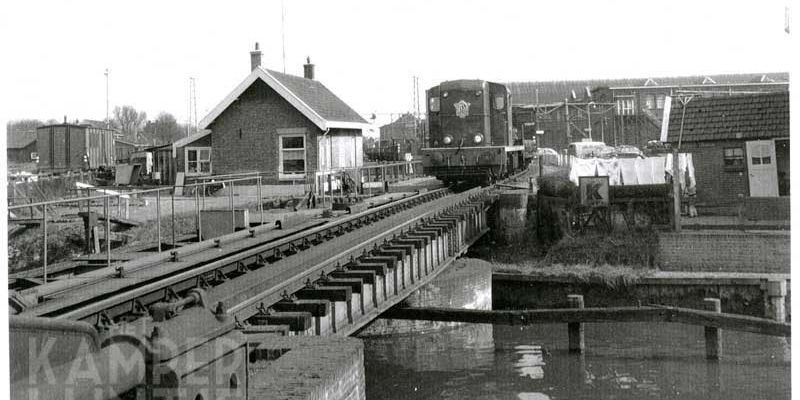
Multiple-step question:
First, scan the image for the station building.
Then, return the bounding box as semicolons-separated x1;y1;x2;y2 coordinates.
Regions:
665;91;789;216
197;43;370;186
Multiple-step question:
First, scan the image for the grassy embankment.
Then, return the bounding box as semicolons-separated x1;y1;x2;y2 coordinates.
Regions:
8;196;281;273
487;169;659;288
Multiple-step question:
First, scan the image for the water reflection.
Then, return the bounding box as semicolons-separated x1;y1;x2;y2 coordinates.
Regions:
364;322;790;400
513;345;545;379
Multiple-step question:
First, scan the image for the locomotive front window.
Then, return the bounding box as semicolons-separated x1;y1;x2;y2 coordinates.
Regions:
495;96;505;110
429;97;440;112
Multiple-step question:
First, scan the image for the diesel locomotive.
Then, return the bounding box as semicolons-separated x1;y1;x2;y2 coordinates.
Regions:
421;79;526;184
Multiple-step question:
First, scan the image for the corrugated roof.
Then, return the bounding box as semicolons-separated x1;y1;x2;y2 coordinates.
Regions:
266;69;367;124
506;72;789;105
665;92;789;143
7;131;36;149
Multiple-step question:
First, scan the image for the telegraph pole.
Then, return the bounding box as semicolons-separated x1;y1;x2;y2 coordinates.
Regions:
105;68;109;128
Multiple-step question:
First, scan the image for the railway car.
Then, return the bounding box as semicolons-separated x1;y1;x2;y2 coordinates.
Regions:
36;122;116;173
422;79;525;184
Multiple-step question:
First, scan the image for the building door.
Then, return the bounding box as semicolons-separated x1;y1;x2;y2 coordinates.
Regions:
746;140;779;197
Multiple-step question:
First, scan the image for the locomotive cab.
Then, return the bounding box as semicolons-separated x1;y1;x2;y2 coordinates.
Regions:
422;79;524;184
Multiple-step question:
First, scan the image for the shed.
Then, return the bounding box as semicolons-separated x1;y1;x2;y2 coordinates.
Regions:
7;131;38;164
199;44;370;186
36;123;115;172
150;131;212;185
114;139;146;163
665;92;789;210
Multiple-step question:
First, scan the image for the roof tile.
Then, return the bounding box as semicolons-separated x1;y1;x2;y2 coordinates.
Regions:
666;92;789;143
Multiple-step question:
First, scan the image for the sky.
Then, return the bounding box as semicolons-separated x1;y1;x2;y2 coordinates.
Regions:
1;0;793;132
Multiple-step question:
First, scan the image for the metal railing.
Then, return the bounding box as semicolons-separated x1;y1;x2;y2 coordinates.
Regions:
8;175;269;284
8;160;427;285
316;160;424;202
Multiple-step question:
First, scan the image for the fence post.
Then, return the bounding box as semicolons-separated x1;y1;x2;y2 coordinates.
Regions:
105;195;111;268
258;176;264;226
42;207;48;284
195;185;201;242
672;149;681;232
230;181;235;233
156;189;162;252
567;294;585;353
704;298;722;360
171;188;176;248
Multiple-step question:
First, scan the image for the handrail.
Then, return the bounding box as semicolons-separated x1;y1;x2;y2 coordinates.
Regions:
7;175;261;211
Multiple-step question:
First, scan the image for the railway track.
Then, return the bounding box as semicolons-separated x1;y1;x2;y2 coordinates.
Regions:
13;185;494;327
11;181;503;399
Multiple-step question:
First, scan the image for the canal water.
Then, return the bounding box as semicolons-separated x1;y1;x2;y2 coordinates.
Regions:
361;322;790;399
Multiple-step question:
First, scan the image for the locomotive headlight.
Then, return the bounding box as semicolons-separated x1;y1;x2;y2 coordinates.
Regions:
442;135;453;145
473;134;484;144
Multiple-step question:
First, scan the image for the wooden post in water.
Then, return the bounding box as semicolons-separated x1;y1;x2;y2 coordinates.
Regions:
704;298;722;360
567;294;585;353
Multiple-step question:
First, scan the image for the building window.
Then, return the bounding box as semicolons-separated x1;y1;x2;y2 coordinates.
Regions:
616;98;635;115
644;95;655;110
656;94;666;109
186;147;211;175
749;143;772;165
723;147;744;169
279;134;306;180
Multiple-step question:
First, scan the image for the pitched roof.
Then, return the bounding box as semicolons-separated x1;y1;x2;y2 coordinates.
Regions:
171;130;211;157
200;67;369;131
506;72;789;105
665;92;789;143
7;131;36;149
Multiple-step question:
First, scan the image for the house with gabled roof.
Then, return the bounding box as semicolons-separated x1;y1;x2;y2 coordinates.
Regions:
665;92;789;216
199;43;370;185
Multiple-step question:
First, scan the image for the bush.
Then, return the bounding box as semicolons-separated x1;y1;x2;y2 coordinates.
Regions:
537;174;576;198
8;223;86;273
542;228;659;268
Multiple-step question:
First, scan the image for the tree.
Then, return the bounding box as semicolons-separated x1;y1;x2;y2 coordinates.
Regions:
113;105;147;141
143;112;185;145
6;119;45;135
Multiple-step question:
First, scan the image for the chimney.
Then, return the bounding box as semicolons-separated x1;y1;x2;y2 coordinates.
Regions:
303;56;315;80
250;42;262;71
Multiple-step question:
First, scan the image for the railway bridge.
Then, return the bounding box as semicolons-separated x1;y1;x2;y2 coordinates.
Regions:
10;185;497;399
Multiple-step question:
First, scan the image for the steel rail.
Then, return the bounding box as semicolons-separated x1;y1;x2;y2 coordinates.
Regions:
221;188;485;321
30;189;454;321
22;189;441;302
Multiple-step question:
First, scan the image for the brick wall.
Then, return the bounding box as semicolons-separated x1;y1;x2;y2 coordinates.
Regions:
744;196;791;220
209;79;321;184
658;231;790;273
680;140;749;207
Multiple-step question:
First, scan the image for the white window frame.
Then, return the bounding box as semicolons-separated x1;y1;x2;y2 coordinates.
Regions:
185;146;212;176
278;131;307;180
656;94;666;110
616;98;635;115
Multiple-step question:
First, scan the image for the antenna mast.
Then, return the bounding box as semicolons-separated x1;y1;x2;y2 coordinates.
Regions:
281;0;287;73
